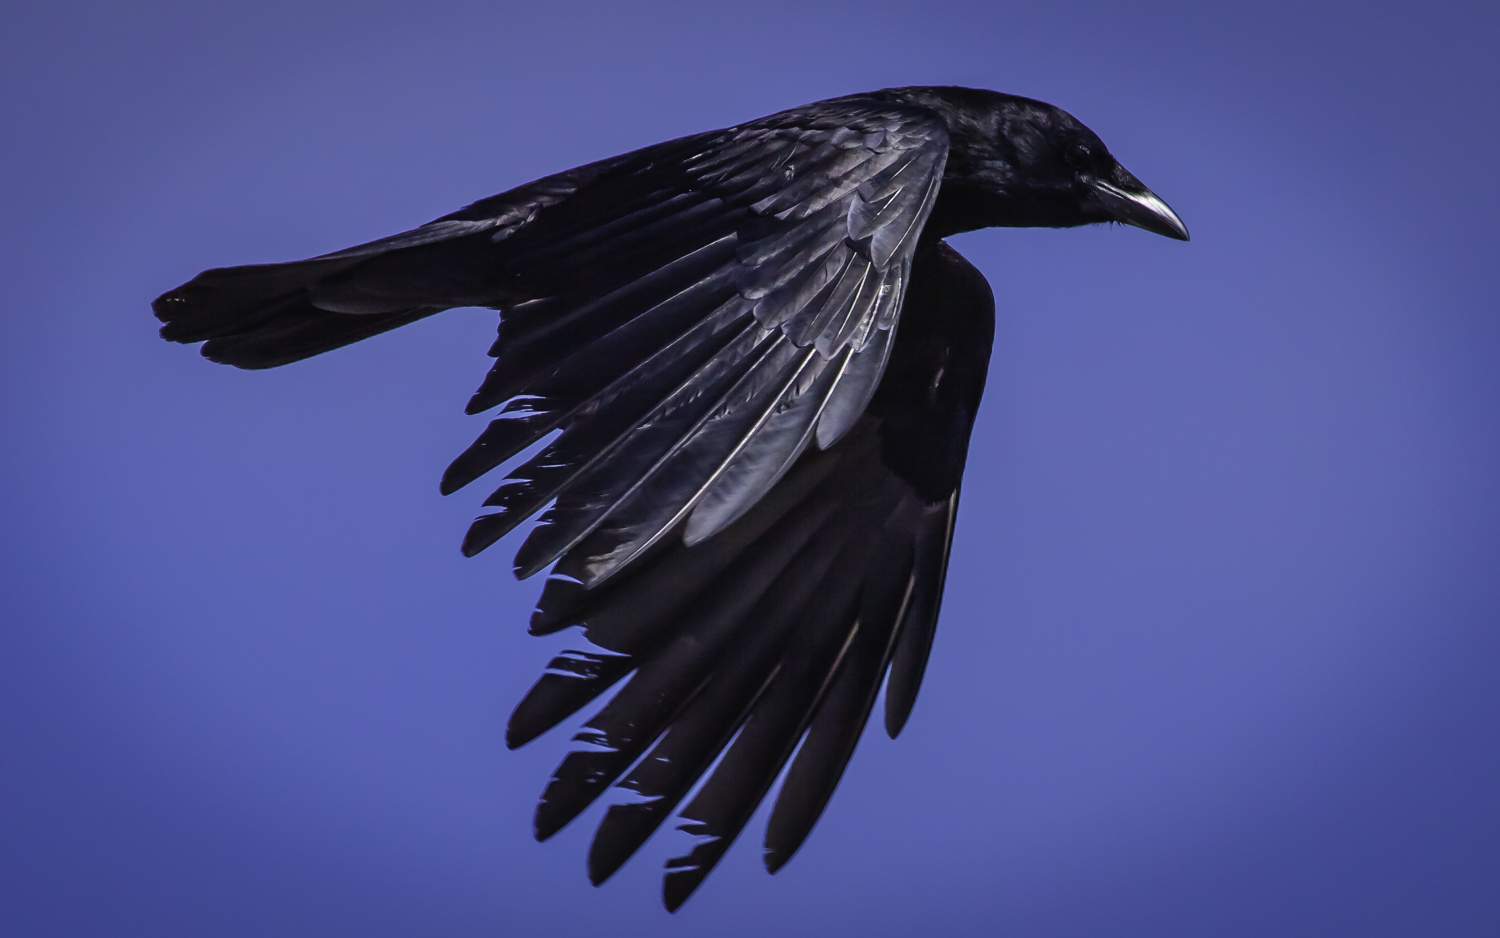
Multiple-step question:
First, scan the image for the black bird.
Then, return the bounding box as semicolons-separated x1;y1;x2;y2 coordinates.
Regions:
154;86;1188;910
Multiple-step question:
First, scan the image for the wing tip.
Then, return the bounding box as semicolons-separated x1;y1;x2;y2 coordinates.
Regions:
662;867;704;913
587;829;631;887
534;795;578;843
763;847;793;875
503;722;532;751
883;701;914;739
461;511;520;558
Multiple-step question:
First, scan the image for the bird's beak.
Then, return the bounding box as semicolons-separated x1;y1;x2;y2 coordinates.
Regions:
1089;174;1190;241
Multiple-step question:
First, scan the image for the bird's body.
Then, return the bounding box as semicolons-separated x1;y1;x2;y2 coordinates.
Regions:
154;86;1186;910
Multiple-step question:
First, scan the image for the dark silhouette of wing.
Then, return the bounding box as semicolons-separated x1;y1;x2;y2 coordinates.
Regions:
507;242;994;910
156;96;950;591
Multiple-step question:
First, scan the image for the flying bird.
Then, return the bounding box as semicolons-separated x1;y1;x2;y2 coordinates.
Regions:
154;86;1188;911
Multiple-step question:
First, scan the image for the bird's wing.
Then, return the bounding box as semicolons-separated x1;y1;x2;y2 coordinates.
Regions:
433;97;951;586
507;241;995;910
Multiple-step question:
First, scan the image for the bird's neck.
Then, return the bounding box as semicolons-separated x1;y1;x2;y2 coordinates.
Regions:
927;180;1088;237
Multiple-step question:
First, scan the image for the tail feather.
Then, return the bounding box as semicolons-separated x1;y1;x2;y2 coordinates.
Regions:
154;259;444;370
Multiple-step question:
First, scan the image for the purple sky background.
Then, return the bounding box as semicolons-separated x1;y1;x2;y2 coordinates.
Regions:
3;1;1498;934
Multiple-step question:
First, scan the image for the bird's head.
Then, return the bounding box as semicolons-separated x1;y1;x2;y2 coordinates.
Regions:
891;87;1189;242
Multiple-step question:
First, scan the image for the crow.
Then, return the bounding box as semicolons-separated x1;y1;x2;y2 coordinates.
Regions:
154;86;1188;910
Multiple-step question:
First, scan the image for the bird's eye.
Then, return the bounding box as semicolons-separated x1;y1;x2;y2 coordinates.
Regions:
1064;142;1092;170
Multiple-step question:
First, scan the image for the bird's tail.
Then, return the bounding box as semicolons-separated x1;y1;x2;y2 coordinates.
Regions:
153;256;446;370
152;133;704;370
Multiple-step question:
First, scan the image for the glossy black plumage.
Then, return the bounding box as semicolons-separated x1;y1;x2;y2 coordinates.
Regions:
153;86;1187;910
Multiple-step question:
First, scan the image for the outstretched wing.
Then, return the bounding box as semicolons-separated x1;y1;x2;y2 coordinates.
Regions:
437;96;950;586
509;242;995;910
157;95;949;587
